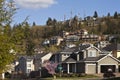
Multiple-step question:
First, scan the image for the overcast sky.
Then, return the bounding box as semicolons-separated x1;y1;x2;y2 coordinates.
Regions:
13;0;120;25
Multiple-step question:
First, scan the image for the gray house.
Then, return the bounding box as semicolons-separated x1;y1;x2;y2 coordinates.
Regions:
15;56;35;76
54;43;120;74
15;53;53;76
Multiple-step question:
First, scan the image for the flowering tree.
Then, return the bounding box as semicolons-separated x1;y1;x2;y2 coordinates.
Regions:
44;60;58;78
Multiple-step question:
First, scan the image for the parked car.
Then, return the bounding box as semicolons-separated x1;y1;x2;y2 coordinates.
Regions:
103;69;116;78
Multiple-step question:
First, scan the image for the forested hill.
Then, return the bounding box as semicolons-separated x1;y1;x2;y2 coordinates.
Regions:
8;11;120;55
31;11;120;40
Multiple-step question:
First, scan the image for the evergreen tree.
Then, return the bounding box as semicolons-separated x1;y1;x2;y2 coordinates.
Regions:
32;22;36;26
114;11;118;19
46;17;53;26
107;12;110;18
93;11;98;18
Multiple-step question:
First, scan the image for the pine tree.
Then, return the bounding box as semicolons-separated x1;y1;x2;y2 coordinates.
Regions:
93;11;98;18
114;11;118;19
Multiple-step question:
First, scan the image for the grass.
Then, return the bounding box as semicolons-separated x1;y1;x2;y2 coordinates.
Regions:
39;74;100;80
104;77;120;80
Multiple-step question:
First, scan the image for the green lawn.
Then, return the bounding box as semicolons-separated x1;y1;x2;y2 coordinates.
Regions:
39;74;100;80
6;74;120;80
104;77;120;80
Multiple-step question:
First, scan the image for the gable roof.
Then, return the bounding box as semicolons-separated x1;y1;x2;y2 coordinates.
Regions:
60;47;77;54
79;44;91;51
62;57;76;63
19;55;34;61
86;46;101;52
97;54;120;63
102;43;120;51
35;53;49;59
79;55;105;62
78;54;120;63
74;44;101;53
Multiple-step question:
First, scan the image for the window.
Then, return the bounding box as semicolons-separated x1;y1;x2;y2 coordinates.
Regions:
27;64;31;67
27;69;31;73
64;54;70;56
64;54;66;56
67;54;70;56
88;50;96;57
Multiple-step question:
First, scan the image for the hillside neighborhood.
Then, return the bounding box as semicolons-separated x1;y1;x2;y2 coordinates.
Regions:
2;28;120;79
1;0;120;80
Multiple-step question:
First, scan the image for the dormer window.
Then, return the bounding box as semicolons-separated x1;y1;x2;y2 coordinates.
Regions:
64;54;70;56
88;50;96;57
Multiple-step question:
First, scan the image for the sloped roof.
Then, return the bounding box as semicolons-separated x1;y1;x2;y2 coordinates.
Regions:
19;55;34;62
80;54;120;63
35;53;48;59
74;44;90;52
62;57;76;63
60;47;77;54
76;43;100;52
97;54;120;62
80;55;105;62
79;44;91;51
102;43;120;51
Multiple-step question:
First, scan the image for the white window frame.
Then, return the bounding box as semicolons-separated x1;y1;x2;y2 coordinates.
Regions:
88;50;96;57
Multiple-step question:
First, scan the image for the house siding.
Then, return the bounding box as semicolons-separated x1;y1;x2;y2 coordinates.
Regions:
87;47;99;57
98;56;118;64
117;51;120;58
61;54;70;61
98;56;119;73
18;58;26;74
41;53;52;63
83;51;87;59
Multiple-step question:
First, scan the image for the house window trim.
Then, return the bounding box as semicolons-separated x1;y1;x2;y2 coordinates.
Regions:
88;50;96;57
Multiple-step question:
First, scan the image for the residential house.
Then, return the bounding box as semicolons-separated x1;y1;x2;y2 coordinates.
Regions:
53;43;120;74
102;43;120;58
15;53;53;76
61;29;101;42
15;56;35;76
42;39;50;46
95;41;110;49
81;34;100;42
76;29;88;36
34;52;53;71
65;35;80;42
61;31;69;38
50;36;63;46
6;61;19;73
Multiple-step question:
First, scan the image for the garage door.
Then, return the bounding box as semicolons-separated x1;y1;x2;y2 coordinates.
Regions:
87;65;96;74
101;65;116;73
